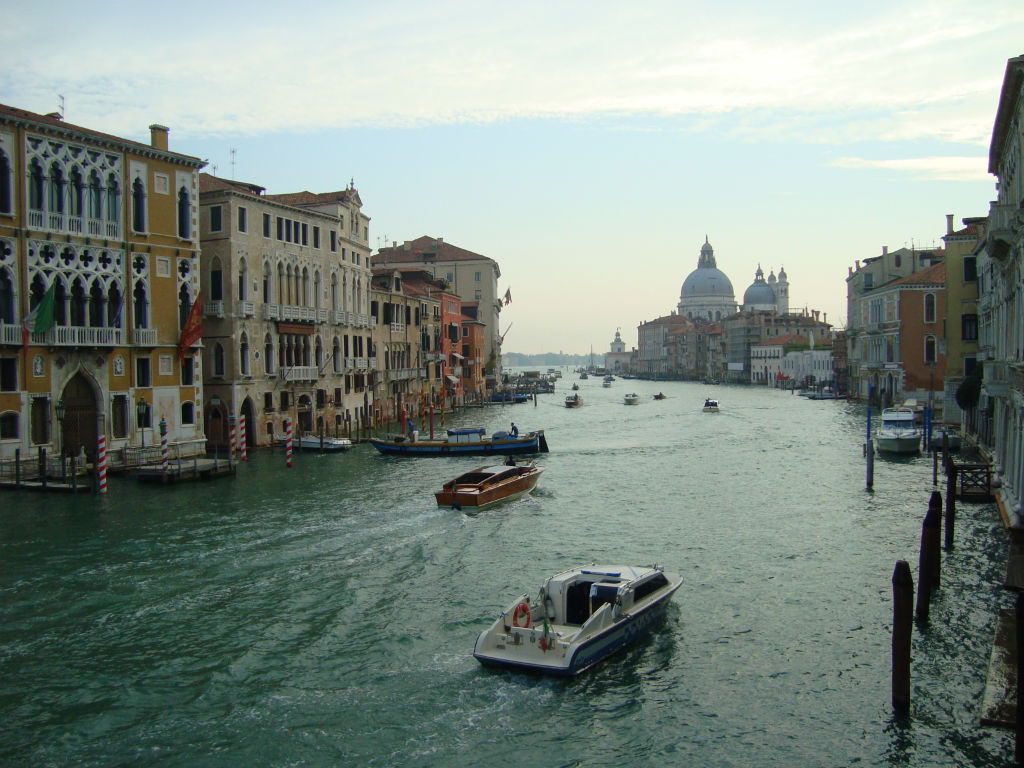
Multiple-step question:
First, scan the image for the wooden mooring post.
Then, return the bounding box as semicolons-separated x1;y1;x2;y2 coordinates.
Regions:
1017;593;1024;764
892;560;913;712
915;502;941;623
865;408;874;491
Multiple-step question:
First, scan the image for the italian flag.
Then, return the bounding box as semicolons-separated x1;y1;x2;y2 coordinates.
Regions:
22;281;56;352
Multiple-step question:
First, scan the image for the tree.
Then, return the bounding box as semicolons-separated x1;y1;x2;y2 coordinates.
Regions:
955;364;982;411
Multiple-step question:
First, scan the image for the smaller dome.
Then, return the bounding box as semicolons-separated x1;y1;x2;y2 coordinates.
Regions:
743;265;776;307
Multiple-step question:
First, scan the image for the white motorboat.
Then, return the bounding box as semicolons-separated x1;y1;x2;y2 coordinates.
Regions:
929;425;962;451
874;407;922;454
473;564;681;676
297;435;352;452
624;393;640;405
702;398;720;413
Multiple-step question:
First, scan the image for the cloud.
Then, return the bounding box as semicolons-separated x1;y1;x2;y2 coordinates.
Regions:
830;155;990;181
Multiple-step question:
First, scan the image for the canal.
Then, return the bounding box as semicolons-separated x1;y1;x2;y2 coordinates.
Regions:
0;376;1014;766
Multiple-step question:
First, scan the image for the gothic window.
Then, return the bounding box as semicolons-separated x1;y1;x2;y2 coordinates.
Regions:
178;284;193;330
238;258;248;301
88;171;102;219
177;186;190;238
70;278;87;327
0;150;10;213
239;332;250;375
0;268;14;323
28;160;44;211
213;343;225;376
48;163;65;214
263;262;272;303
313;271;321;309
69;168;84;217
107;284;123;327
210;257;223;301
131;177;146;232
924;335;937;364
331;274;338;311
133;280;149;328
89;280;104;327
333;337;341;373
106;174;120;222
264;334;275;374
315;336;323;368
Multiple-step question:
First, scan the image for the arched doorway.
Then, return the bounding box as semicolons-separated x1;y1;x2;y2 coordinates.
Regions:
60;372;98;461
240;398;256;448
297;394;313;434
205;403;227;450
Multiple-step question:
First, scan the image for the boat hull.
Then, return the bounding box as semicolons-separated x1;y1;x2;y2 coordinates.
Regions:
369;431;547;456
875;435;921;454
297;437;351;452
435;467;544;509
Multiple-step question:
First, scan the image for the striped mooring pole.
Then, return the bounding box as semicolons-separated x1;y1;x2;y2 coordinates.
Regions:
239;414;247;461
160;417;169;474
228;416;236;460
285;417;293;468
96;433;107;495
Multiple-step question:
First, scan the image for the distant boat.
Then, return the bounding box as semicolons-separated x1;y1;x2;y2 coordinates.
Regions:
297;435;352;452
489;393;530;404
435;461;545;510
565;393;582;408
624;393;640;405
653;393;666;400
702;398;720;413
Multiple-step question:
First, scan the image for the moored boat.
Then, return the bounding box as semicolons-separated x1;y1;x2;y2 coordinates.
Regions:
473;564;682;676
874;407;922;454
565;393;582;408
435;461;545;510
929;425;962;451
368;428;548;456
489;393;530;404
297;434;352;452
624;393;640;405
702;398;720;413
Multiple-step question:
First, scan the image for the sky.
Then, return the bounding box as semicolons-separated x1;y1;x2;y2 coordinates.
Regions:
3;1;1022;354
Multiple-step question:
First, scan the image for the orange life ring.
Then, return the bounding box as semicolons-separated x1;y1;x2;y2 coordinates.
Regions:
512;601;531;628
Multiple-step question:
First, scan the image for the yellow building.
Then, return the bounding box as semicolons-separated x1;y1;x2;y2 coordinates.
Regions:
0;104;205;465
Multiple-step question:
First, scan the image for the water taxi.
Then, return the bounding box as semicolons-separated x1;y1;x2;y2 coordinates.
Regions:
874;407;922;454
435;461;545;510
702;398;720;413
565;393;582;408
473;564;681;676
624;393;640;405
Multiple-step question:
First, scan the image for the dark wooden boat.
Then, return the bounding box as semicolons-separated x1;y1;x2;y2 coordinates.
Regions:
435;462;545;510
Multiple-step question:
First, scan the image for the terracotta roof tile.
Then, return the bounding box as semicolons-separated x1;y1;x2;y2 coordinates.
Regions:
374;236;495;265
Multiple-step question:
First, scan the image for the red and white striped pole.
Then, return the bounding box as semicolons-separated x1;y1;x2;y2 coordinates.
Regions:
285;417;293;468
239;414;247;461
96;434;107;495
159;417;169;474
228;415;236;460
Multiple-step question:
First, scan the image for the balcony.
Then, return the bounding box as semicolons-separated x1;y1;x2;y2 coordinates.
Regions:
239;301;255;317
986;202;1024;261
132;328;158;346
263;303;280;320
278;305;318;323
355;357;369;370
1;323;22;345
331;311;347;325
204;301;225;318
279;366;319;382
390;321;406;334
27;208;122;240
23;324;125;347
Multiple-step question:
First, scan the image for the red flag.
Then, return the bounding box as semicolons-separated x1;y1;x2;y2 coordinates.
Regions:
178;293;202;365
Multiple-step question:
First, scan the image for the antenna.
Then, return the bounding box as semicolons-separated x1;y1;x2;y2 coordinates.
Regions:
230;148;236;179
58;95;65;118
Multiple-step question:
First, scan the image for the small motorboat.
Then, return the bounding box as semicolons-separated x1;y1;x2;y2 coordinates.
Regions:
875;407;922;454
624;393;640;405
297;434;352;452
571;383;579;391
473;564;682;676
435;461;545;510
653;392;666;400
929;425;962;451
368;428;548;456
702;398;720;413
565;393;582;407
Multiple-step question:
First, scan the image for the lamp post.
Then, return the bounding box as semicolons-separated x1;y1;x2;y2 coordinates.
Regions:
55;398;65;457
137;396;148;449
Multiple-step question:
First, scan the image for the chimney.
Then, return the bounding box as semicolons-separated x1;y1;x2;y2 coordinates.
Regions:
855;260;860;270
149;124;169;151
882;246;888;255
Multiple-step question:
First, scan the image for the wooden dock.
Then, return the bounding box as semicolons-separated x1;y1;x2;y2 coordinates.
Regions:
0;476;93;492
136;458;236;484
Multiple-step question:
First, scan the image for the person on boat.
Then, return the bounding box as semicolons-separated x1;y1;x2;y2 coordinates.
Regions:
510;422;519;437
407;419;415;441
504;456;516;466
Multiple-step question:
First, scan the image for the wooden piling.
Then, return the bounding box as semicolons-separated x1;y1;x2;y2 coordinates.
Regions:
1017;593;1024;763
944;458;957;550
916;503;941;622
892;560;913;712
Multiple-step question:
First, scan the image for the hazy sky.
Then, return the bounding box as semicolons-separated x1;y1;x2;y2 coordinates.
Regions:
4;1;1022;354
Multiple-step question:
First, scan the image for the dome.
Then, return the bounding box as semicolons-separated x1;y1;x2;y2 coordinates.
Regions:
679;237;735;298
743;264;776;307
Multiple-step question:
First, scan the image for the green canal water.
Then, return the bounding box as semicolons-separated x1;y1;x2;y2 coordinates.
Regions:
0;376;1014;766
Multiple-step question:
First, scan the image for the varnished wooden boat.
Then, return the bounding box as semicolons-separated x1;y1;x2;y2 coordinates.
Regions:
435;462;545;510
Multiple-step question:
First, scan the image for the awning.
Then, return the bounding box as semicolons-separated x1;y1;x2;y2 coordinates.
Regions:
446;375;459;384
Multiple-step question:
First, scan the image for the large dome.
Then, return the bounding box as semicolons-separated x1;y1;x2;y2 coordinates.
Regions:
680;238;735;298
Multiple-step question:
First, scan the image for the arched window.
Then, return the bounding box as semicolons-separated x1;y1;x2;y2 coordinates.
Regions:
28;160;45;211
89;279;105;327
331;274;339;311
313;271;321;309
0;267;14;324
106;174;120;222
48;163;65;214
177;186;190;238
69;168;84;217
210;257;223;301
264;334;275;374
277;263;285;305
315;336;323;368
178;284;193;330
70;278;87;327
263;262;272;303
924;293;936;324
302;267;310;306
131;177;146;232
88;170;102;219
0;150;10;213
133;280;149;328
107;283;123;327
213;342;225;376
333;337;341;373
924;335;937;364
181;401;195;425
238;258;248;301
239;332;250;375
